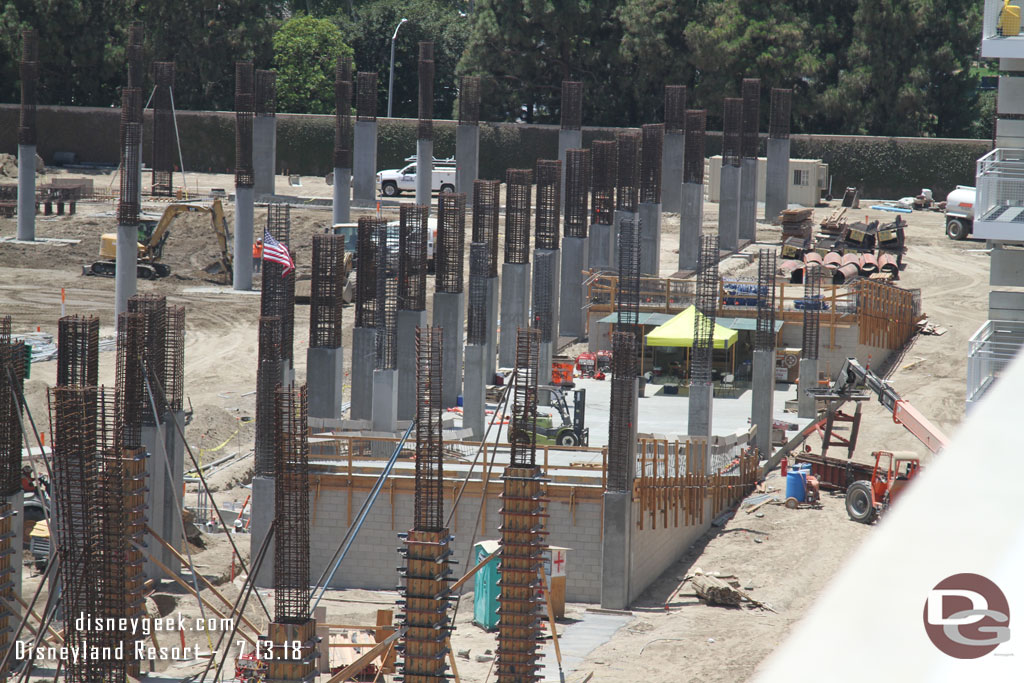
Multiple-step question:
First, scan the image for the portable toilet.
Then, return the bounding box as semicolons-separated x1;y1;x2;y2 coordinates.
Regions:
472;540;501;631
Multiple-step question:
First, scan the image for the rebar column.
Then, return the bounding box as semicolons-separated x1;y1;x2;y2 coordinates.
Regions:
352;217;383;420
308;234;346;420
464;242;489;438
152;62;176;196
234;61;256;290
17;29;38;241
765;88;792;222
662;85;686;213
589;140;617;272
559;80;583;205
254;69;278;197
740;78;761;242
561;148;591;340
688;235;719;438
500;169;533;367
718;98;742;252
399;325;453;683
116;87;142;315
614;131;640;272
473;179;501;378
617;215;642;353
535;159;562;355
158;304;186;574
416;42;435;210
126;21;144;207
373;218;400;432
255;316;282;477
353;72;378;204
333;57;353;224
457;76;481;201
639;123;664;276
434;192;466;407
0;318;25;628
262;202;296;385
397;204;430;421
799;265;822;419
496;327;547;683
533;245;557;396
752;249;778;454
680;110;706;272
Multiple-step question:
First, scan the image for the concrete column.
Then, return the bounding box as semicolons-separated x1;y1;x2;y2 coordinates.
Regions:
397;309;428;421
372;368;398;433
353;120;378;204
718;164;740;252
115;222;138;316
661;133;684;214
600;491;632;610
740;157;757;242
307;347;344;420
798;358;818;419
10;492;22;603
433;291;465;408
253;115;277;197
534;248;561;343
142;422;166;581
559;236;588;340
233;185;254;291
251;475;275;587
538;341;553;406
16;145;35;241
416;138;433;210
499;263;531;368
765;138;791;222
752;349;776;455
588;223;612;273
162;410;185;573
463;344;486;439
350;326;377;420
558;129;582;205
638;202;662;276
332;167;351;225
679;183;703;272
456;124;479;202
485;277;499;380
687;382;713;438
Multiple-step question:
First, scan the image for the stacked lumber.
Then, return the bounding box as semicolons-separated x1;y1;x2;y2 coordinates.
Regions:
819;207;848;236
781;208;813;240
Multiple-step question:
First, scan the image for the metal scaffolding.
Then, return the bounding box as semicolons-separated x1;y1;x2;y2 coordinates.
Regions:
459;75;481;125
742;78;761;160
802;265;822;360
152;61;176;196
722;98;743;168
255;316;282;477
592;140;617;226
564;148;591;238
640;123;664;204
436;192;466;293
665;85;687;134
615;131;640;212
399;204;429;311
505;169;533;264
683;110;707;184
756;250;777;351
561;80;583;130
535;159;561;249
467;242;489;346
335;56;353;168
418;42;434;140
472;180;500;276
235;61;255;188
691;235;720;384
606;330;637;492
770;88;792;139
310;233;345;349
274;384;312;623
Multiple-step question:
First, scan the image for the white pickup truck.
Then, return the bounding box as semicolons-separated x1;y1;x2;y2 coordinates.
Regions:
376;160;457;197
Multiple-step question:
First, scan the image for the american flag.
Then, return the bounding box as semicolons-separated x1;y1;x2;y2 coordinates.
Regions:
262;229;294;275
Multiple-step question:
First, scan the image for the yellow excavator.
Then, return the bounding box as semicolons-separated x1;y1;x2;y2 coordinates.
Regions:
91;199;233;279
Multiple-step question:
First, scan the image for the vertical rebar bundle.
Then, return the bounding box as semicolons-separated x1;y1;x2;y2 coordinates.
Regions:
741;78;760;160
164;304;185;412
691;235;720;383
115;312;147;450
509;328;540;468
459;75;481;125
18;29;38;146
127;21;144;90
564;148;591;238
801;265;821;360
335;57;353;168
615;131;640;212
561;80;583;130
505;169;533;264
467;242;489;346
274;384;311;623
616;215;642;345
357;72;378;121
770;88;792;139
310;234;346;348
535;159;561;249
606;330;637;492
591;140;617;225
413;325;444;530
151;61;176;196
355;217;382;327
376;219;399;370
532;256;554;343
665;85;687;134
255;316;282;477
472;180;500;276
755;250;777;351
418;42;434;139
436;192;466;293
640;123;664;204
57;315;99;387
255;69;277;117
235;62;255;187
128;293;168;416
261;204;295;363
399;204;429;311
722;98;743;168
119;87;142;225
683;110;707;184
0;317;25;495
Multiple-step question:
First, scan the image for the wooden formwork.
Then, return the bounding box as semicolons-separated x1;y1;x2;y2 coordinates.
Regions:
399;528;452;683
266;618;319;682
854;279;922;350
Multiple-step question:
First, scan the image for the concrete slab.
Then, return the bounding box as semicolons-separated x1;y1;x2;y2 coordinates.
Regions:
539;611;632;681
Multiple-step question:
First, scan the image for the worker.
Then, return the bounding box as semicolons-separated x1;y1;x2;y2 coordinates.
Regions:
252;238;263;273
21;466;35;494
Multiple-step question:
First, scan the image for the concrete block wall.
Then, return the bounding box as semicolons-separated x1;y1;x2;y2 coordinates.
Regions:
628;497;713;604
777;323;892;379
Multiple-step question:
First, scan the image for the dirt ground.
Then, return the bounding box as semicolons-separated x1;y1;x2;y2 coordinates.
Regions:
1;168;987;681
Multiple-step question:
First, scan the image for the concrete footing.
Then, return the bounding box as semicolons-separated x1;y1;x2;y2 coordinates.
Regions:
353;121;378;204
718;164;741;252
456;124;479;201
499;263;531;368
559;236;588;340
253;115;277;197
433;291;465;408
765;138;791;222
798;358;818;419
534;248;561;343
115;222;138;316
372;368;398;433
638;203;662;276
558;129;582;205
332;166;351;225
589;223;612;272
463;344;486;439
485;277;499;380
416;138;433;210
307;347;344;420
752;349;776;455
600;491;632;610
397;309;427;421
687;382;713;437
662;133;683;214
740;157;757;242
17;144;35;241
350;326;376;420
251;475;275;587
233;185;254;291
679;183;703;272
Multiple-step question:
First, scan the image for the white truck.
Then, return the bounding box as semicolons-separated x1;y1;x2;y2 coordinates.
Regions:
944;185;975;240
376;157;457;197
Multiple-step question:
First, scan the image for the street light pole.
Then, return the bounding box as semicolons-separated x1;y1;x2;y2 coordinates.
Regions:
387;17;408;119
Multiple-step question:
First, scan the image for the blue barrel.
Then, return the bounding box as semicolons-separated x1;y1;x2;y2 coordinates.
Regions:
786;471;807;502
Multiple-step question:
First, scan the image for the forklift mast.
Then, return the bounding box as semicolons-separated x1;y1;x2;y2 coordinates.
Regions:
573;389;586;442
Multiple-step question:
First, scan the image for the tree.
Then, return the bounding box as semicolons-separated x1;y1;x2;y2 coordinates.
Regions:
273;14;353;114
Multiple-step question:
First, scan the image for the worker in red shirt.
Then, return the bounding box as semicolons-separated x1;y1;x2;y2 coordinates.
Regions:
252;238;263;273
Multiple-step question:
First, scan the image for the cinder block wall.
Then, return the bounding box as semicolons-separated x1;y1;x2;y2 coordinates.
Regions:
778;323;892;379
628;498;713;604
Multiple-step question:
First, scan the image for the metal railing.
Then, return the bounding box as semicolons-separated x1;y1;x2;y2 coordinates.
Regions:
967;319;1024;408
975;148;1024;240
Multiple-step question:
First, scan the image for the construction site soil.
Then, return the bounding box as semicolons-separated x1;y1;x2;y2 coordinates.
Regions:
2;169;983;682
